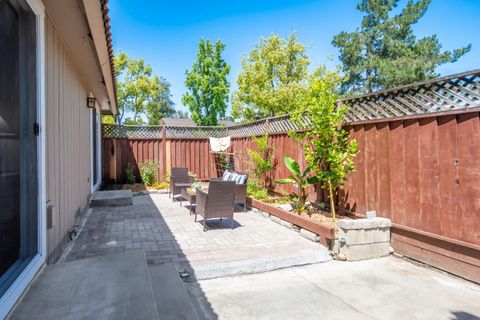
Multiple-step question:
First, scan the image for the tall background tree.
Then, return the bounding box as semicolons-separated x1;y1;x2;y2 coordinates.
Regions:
146;78;175;125
115;52;175;125
182;39;230;126
231;33;310;122
173;110;190;119
332;0;471;95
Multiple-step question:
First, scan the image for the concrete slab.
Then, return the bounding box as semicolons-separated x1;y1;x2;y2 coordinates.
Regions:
186;248;332;280
148;263;198;320
90;190;133;207
194;256;480;320
9;251;158;320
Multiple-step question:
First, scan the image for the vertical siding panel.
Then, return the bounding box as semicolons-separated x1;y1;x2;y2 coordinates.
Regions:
418;118;441;234
403;119;420;229
57;31;64;255
456;113;480;244
45;15;95;261
389;121;405;226
45;19;55;259
364;124;377;212
437;115;459;239
375;123;391;218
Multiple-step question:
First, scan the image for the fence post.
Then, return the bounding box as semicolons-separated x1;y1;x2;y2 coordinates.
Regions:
162;125;167;176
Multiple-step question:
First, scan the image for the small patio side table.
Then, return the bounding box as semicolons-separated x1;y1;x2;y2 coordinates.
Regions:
180;187;197;215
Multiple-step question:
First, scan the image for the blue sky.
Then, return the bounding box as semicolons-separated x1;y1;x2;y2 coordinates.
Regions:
109;0;480;116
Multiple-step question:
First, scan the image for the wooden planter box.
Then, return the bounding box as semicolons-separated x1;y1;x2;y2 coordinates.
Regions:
247;196;336;247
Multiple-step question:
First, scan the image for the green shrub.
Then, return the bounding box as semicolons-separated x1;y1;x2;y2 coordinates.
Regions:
247;179;269;200
125;162;136;184
152;181;169;189
247;134;274;189
139;160;159;186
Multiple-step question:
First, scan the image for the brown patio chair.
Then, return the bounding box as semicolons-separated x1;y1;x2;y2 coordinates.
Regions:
195;180;236;231
169;167;190;200
212;171;249;211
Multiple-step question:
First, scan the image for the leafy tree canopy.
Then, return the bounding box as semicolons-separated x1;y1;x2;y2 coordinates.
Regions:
173;110;190;119
332;0;471;95
146;79;175;125
182;39;230;126
102;115;115;124
115;52;175;125
232;33;310;122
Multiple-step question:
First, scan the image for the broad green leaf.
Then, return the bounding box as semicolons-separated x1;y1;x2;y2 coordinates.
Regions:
284;156;301;176
275;178;297;184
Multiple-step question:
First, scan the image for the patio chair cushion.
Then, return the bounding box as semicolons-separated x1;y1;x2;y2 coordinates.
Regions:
222;171;232;181
226;172;247;185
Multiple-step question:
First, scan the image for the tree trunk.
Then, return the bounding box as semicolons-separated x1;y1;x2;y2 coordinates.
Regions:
328;178;336;219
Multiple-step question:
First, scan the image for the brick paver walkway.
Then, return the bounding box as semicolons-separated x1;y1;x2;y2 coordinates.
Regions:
66;193;325;269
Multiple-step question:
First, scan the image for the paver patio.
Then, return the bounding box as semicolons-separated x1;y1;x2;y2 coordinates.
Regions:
65;192;330;276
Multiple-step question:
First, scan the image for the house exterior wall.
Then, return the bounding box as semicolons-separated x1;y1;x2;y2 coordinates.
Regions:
44;15;93;263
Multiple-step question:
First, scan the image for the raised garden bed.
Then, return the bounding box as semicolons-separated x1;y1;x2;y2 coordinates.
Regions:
247;196;336;247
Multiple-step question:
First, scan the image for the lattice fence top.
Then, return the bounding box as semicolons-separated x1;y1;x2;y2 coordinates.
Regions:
103;124;163;139
341;69;480;123
165;126;228;139
103;69;480;139
102;124;229;139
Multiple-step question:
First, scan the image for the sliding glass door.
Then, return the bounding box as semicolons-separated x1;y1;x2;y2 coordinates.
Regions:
0;0;39;297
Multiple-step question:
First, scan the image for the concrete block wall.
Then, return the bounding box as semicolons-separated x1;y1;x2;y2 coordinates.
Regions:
338;218;392;261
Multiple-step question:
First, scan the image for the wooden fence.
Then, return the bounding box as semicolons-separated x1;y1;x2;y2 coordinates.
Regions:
102;137;221;182
344;111;480;282
101;70;480;283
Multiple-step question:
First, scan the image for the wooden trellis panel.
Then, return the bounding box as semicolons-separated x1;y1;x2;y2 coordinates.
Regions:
341;69;480;123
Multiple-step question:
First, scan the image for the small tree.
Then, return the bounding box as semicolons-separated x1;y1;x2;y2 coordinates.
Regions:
182;39;230;126
291;67;358;219
247;133;274;189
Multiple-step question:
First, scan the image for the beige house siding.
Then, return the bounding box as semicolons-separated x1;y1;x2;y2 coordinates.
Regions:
45;15;93;263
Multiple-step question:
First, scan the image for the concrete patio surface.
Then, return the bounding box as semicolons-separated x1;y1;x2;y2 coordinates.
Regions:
64;192;330;278
10;251;159;320
193;256;480;320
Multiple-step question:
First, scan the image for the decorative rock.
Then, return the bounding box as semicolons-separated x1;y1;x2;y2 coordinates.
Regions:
299;228;320;242
276;204;293;212
330;238;340;253
389;246;395;254
334;253;347;261
292;225;301;232
338;217;392;230
270;215;282;225
280;220;293;229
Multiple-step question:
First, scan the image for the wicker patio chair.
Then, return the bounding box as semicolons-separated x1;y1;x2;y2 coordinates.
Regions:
169;167;190;200
195;180;236;231
212;171;249;211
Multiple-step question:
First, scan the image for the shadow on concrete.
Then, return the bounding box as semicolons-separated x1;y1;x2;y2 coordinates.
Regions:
450;311;480;320
41;191;219;320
